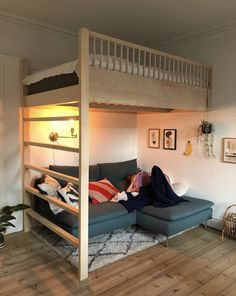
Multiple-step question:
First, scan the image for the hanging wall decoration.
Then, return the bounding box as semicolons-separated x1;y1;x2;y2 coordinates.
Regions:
198;89;215;158
223;138;236;164
163;129;177;150
148;129;160;148
183;140;193;156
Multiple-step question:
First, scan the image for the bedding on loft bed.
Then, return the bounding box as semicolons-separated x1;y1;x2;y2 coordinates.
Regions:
23;54;206;95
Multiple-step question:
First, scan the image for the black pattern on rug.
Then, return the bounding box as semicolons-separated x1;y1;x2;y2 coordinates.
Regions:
32;225;165;272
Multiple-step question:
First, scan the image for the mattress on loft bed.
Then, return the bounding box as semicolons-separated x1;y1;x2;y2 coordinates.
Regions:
23;54;205;95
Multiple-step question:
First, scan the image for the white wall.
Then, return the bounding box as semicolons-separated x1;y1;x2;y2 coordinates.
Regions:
0;15;77;71
0;16;77;233
138;27;236;229
0;55;22;233
89;110;137;164
28;107;137;168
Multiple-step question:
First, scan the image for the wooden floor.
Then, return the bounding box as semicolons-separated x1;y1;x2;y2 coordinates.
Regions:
1;227;236;296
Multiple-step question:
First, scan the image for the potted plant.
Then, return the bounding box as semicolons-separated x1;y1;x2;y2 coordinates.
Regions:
200;120;214;135
0;204;30;248
198;120;215;158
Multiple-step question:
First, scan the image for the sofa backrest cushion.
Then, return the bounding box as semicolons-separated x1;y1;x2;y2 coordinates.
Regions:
99;159;137;191
49;165;100;182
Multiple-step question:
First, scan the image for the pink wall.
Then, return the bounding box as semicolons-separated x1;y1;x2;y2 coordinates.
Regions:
137;27;236;228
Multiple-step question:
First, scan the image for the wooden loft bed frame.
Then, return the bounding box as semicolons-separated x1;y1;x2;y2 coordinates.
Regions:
21;28;212;282
24;28;212;111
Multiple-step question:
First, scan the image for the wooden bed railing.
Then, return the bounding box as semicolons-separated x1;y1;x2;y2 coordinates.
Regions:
89;30;211;89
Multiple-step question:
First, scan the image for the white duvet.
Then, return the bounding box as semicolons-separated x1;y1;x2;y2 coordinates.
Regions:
23;54;203;87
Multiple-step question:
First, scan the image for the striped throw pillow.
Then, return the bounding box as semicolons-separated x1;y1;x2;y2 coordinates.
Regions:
89;178;120;204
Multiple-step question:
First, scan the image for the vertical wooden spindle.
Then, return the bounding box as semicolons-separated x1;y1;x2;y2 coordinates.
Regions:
163;56;166;81
132;48;135;74
167;58;171;81
154;54;157;79
158;55;161;80
107;40;110;70
172;59;175;82
114;43;116;71
100;39;103;68
185;62;188;85
148;52;151;78
93;35;96;66
126;47;129;73
196;65;199;86
177;59;180;83
120;44;123;72
138;50;141;76
143;52;146;77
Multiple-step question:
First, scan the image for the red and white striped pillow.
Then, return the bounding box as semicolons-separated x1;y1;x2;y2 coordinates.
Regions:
89;178;119;204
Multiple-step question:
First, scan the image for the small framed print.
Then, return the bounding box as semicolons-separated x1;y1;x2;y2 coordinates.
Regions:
148;129;160;148
163;129;177;150
223;137;236;164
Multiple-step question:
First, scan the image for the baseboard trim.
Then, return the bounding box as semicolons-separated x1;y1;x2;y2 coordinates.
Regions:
207;217;223;231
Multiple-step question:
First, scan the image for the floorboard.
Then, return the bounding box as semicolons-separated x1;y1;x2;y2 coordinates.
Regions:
1;227;236;296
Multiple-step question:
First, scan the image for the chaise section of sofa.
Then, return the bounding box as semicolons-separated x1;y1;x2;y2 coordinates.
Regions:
137;196;214;238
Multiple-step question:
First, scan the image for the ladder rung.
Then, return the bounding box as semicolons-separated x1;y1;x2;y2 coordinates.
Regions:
25;186;79;216
24;141;79;153
24;164;79;185
26;208;79;246
24;116;80;122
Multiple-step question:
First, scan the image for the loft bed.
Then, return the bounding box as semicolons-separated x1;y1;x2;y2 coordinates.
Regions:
21;28;213;282
23;29;212;111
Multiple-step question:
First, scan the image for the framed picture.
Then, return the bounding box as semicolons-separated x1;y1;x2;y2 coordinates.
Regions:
223;138;236;163
148;129;160;148
163;129;177;150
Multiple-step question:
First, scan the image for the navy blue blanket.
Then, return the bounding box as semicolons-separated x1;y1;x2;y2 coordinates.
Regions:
119;165;187;212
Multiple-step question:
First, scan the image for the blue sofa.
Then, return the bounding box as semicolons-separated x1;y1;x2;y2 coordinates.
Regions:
35;159;214;241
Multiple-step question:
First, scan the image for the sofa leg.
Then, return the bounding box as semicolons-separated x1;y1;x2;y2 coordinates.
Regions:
166;237;169;248
204;221;208;229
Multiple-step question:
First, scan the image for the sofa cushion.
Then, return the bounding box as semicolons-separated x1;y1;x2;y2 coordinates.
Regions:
99;159;137;191
89;178;119;204
139;196;214;222
89;201;129;224
49;165;100;181
56;201;128;228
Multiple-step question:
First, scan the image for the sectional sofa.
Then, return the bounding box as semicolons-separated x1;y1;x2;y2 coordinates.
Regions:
35;159;214;242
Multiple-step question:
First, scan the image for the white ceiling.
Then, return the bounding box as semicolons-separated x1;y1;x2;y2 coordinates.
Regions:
0;0;236;47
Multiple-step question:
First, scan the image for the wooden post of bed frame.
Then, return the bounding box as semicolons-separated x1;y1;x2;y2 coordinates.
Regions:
78;27;90;281
20;59;32;232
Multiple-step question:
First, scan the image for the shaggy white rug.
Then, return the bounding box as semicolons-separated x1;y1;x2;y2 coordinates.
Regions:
32;225;165;272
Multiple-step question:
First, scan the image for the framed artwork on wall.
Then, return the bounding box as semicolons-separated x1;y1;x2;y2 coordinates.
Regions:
163;129;177;150
223;137;236;163
148;129;160;148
